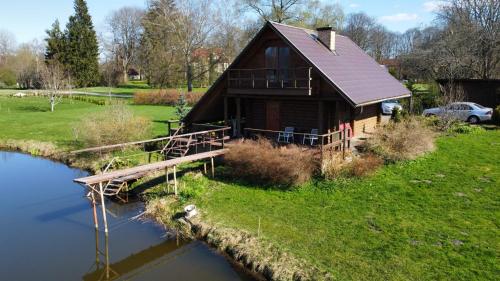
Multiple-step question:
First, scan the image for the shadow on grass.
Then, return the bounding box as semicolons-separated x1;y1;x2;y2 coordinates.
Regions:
17;105;49;112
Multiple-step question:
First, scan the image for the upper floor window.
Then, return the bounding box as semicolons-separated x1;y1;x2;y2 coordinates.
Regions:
265;47;290;82
265;47;290;69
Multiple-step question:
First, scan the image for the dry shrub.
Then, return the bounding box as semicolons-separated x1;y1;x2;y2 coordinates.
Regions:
344;154;383;177
321;151;349;180
224;138;317;187
321;151;382;179
133;90;202;106
74;102;151;147
366;117;435;162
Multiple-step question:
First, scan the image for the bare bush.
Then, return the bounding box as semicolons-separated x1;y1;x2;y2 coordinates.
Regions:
321;151;349;180
344;154;383;177
73;102;151;147
365;117;436;162
224;138;317;187
133;89;202;106
321;152;382;179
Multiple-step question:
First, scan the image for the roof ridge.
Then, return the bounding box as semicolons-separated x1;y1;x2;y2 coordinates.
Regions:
268;21;315;34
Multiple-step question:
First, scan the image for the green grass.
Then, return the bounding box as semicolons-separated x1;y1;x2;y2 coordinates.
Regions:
0;95;176;148
186;130;500;280
76;81;208;95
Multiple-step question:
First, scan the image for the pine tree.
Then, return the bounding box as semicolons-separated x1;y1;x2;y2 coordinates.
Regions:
45;20;65;64
65;0;99;87
175;91;189;120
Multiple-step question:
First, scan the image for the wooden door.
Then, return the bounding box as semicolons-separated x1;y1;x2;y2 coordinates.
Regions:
266;101;280;131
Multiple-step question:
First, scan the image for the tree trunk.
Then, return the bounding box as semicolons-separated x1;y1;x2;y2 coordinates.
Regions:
50;95;55;112
187;63;193;92
123;69;128;83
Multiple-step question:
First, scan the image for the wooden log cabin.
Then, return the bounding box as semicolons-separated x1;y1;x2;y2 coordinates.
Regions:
184;21;410;140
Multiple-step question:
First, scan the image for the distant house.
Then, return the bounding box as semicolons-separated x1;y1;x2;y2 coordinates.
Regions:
192;48;230;87
127;68;141;80
185;21;410;137
436;79;500;108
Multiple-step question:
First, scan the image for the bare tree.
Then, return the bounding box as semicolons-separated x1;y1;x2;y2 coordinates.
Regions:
106;6;144;83
0;29;16;66
293;0;344;29
438;0;500;79
166;0;217;91
141;0;180;88
343;12;376;51
41;61;67;112
241;0;303;23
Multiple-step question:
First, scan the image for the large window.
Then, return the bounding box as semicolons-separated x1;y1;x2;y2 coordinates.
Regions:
265;47;290;82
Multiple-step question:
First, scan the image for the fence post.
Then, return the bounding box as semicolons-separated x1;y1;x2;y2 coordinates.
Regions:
342;127;347;159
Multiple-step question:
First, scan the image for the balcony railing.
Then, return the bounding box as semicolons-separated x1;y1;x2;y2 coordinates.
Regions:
228;67;312;91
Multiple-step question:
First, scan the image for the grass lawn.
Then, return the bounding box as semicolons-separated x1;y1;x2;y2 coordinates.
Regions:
0;95;176;148
76;81;208;95
185;130;499;280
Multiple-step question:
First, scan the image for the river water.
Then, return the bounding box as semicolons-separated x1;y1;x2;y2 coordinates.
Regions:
0;151;254;281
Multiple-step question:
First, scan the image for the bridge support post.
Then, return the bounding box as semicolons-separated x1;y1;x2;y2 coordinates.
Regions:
98;182;109;234
173;165;178;196
165;167;169;194
211;157;215;178
90;191;99;229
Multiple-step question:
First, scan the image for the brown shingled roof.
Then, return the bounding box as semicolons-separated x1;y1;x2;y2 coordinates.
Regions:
269;21;410;106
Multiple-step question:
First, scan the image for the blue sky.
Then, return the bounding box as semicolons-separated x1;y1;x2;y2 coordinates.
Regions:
0;0;441;44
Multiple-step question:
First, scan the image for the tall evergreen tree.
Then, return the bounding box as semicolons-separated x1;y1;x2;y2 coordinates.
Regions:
65;0;99;87
44;20;65;63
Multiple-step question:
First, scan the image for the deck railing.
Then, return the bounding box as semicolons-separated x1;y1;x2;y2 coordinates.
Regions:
228;67;312;90
244;127;351;157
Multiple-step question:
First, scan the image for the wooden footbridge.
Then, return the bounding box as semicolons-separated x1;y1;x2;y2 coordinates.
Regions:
72;124;230;233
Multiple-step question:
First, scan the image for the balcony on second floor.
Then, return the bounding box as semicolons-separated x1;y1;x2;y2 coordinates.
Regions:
227;67;312;96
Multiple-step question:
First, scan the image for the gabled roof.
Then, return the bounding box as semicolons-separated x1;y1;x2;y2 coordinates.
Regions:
268;21;410;106
185;21;410;123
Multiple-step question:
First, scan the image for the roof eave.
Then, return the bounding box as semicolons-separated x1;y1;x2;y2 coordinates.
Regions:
355;92;412;107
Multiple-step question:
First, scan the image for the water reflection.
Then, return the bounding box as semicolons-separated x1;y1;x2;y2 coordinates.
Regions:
0;152;254;281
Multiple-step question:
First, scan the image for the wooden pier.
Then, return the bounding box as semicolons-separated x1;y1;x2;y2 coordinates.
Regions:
73;125;231;234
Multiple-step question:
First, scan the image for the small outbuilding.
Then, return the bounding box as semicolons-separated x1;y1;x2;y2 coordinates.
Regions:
436;79;500;109
184;21;410;138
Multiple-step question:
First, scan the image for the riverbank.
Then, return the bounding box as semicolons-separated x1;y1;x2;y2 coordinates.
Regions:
144;130;500;280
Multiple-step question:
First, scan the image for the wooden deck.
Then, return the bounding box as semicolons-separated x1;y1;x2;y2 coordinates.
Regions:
74;149;227;186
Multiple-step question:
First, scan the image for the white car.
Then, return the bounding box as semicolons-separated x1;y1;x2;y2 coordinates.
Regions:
423;102;493;124
381;99;403;115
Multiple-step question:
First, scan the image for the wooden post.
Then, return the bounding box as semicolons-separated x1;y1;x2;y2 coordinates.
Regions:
91;191;99;229
98;183;109;234
211;157;215;178
224;96;228;125
318;101;324;134
105;232;110;279
173;165;177;196
342;127;347;160
236;97;241;137
203;162;207;174
165;167;169;193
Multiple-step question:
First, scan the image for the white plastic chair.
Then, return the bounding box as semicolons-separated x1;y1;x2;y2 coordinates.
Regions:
302;128;319;145
277;127;294;143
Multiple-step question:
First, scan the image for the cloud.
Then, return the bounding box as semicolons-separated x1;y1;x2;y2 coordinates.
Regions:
379;13;419;22
349;3;360;8
423;1;444;12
